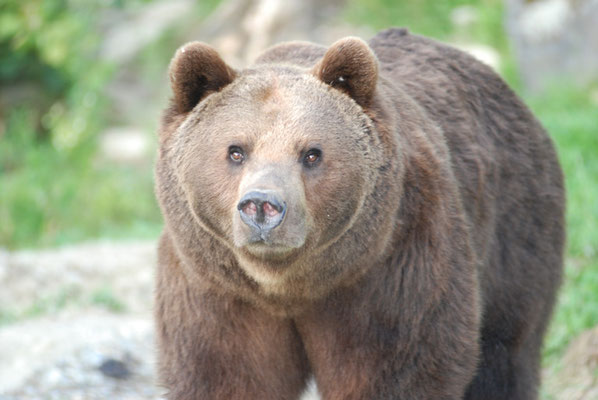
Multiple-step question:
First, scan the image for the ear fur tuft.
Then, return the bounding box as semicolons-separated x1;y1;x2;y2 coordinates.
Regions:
312;37;378;107
169;42;236;113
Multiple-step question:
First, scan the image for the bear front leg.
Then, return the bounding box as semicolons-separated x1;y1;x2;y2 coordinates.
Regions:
155;241;309;400
296;267;480;400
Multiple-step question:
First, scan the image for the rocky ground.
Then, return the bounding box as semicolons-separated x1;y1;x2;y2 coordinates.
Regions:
0;242;160;399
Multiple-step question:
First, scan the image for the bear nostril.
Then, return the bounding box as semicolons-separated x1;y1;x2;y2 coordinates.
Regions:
263;201;280;217
242;201;257;216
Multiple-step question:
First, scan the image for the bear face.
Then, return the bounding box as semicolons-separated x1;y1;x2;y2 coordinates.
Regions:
158;39;397;296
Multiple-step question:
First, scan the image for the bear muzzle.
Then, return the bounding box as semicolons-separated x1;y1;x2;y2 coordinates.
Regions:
237;190;287;242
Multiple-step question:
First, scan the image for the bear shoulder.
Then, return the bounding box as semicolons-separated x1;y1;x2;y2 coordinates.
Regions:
369;27;497;89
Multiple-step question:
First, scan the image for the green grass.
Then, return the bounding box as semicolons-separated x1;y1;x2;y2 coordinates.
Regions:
527;86;598;260
527;85;598;363
90;286;126;313
0;285;127;326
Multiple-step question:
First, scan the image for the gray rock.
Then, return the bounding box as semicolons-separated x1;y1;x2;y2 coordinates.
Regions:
99;358;131;380
506;0;598;93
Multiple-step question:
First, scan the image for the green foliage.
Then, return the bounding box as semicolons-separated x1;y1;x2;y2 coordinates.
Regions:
345;0;474;38
344;0;521;87
0;0;113;149
0;0;225;249
0;113;162;247
345;0;503;42
527;86;598;261
0;0;163;248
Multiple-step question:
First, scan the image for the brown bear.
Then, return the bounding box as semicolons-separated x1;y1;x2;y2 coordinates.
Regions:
154;28;565;399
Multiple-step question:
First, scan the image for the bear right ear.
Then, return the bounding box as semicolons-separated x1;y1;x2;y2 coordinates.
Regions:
312;37;378;108
169;42;236;114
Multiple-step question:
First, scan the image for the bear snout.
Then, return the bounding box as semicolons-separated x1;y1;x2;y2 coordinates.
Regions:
237;190;287;241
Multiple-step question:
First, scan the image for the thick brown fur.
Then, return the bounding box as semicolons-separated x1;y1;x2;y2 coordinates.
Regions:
154;28;565;399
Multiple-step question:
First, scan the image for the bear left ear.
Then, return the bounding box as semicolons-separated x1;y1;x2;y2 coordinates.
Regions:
169;42;236;114
312;37;378;107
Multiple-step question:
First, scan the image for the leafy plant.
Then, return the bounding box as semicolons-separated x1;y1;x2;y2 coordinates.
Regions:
0;0;163;248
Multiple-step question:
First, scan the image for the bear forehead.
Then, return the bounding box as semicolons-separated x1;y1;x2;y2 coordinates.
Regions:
200;67;366;132
221;66;359;113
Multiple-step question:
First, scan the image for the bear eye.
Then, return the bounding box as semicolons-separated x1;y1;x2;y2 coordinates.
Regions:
228;146;245;163
303;148;322;167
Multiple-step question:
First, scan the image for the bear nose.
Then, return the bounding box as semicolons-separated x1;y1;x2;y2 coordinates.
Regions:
237;190;286;238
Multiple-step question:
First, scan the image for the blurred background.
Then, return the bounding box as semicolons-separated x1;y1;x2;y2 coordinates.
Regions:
0;0;597;398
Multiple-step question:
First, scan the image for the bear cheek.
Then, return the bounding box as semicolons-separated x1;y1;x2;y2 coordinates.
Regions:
305;165;366;246
275;195;309;248
179;154;241;240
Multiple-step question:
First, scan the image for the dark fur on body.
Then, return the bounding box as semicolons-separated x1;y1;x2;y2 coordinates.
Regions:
155;28;565;399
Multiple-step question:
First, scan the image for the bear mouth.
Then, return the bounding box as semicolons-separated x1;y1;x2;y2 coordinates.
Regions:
246;232;282;246
245;241;294;255
239;242;302;265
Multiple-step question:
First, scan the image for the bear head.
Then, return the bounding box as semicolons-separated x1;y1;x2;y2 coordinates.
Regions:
156;38;402;304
